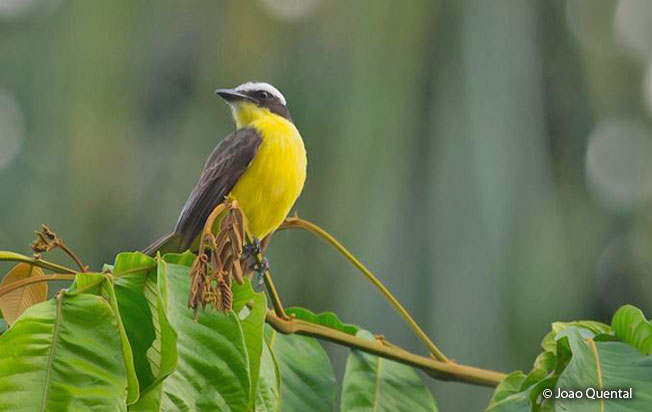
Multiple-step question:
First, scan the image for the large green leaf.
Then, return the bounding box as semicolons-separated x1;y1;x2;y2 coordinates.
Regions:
540;320;610;355
159;259;251;412
555;327;652;411
233;278;267;409
487;371;527;407
285;306;359;335
111;252;178;411
160;251;196;268
0;291;132;411
340;330;438;412
485;375;555;412
611;304;652;355
68;272;141;404
487;316;652;412
255;339;281;412
486;322;607;412
265;325;336;412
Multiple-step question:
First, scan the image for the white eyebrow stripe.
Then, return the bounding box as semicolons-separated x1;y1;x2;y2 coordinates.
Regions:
234;81;287;106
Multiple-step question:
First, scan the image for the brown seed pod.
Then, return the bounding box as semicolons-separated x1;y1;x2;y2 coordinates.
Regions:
187;199;250;314
218;278;233;312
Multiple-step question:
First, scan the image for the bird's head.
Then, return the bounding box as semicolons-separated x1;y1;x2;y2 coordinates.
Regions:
215;81;291;128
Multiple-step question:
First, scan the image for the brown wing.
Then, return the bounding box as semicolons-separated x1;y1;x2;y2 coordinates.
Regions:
173;127;261;250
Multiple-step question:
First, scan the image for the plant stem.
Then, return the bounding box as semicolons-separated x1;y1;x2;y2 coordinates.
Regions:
0;274;76;297
278;217;450;363
55;240;88;272
265;311;506;387
244;233;289;319
263;271;289;319
0;251;77;274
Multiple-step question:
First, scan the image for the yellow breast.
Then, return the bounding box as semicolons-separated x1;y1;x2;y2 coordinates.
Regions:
229;111;307;239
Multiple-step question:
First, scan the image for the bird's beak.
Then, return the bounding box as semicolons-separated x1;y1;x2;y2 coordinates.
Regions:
215;89;257;104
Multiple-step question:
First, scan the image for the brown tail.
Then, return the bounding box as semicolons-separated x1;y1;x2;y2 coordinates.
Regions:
142;232;183;256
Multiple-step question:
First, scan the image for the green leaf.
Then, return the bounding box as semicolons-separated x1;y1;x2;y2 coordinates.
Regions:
159;260;251;412
611;304;652;355
532;351;555;374
486;322;607;412
285;306;359;335
255;339;281;412
162;251;196;268
485;375;555;412
68;272;140;404
266;325;336;412
487;371;527;406
111;252;178;411
555;327;652;411
487;312;652;412
540;320;610;354
340;330;438;412
98;276;141;404
0;292;132;411
485;392;533;412
233;278;267;409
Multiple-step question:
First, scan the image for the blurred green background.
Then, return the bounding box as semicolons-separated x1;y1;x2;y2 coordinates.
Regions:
2;0;652;409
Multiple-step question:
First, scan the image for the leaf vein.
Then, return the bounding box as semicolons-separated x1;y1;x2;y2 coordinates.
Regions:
586;338;604;412
40;294;63;412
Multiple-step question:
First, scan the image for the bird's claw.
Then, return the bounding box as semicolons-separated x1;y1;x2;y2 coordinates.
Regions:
243;237;262;258
252;256;269;275
252;257;269;286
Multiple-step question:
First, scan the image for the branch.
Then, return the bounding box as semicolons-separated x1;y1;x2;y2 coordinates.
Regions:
0;251;77;274
262;270;289;319
265;311;506;387
54;240;88;272
278;217;449;363
243;233;289;320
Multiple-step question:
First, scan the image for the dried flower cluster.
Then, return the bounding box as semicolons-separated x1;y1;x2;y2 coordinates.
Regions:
188;201;247;316
31;225;58;254
30;224;88;272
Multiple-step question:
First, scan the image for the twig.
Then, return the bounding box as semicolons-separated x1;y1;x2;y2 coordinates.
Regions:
54;240;88;272
278;216;450;363
264;270;288;319
265;311;506;387
0;251;77;274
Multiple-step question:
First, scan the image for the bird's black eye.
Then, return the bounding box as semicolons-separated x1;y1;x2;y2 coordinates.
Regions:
256;90;270;100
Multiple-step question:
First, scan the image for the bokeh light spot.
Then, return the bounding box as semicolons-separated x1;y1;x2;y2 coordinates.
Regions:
586;118;652;211
566;0;621;56
0;0;37;19
644;59;652;119
257;0;321;22
614;0;652;59
0;0;61;19
0;90;25;171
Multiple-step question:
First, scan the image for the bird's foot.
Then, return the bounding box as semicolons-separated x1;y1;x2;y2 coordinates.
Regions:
243;236;262;258
251;257;270;276
251;257;269;287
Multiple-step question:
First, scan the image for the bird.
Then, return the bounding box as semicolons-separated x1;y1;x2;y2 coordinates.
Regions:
143;81;307;257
